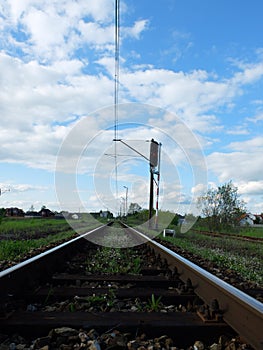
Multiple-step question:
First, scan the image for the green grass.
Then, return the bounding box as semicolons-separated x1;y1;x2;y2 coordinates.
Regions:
162;230;263;286
0;229;75;262
86;246;142;275
194;225;263;238
0;218;75;262
0;217;71;239
0;217;101;264
237;226;263;238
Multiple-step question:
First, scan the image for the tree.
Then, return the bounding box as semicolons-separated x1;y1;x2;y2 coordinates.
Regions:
0;207;5;225
197;181;246;231
28;204;35;212
128;203;142;215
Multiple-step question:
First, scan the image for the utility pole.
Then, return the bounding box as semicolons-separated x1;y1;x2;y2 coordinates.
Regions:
123;186;128;216
113;138;161;229
120;197;125;217
148;139;160;228
149;170;154;226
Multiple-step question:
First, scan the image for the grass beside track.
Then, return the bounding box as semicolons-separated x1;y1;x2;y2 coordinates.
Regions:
194;225;263;238
0;217;100;264
0;218;71;240
1;218;262;286
0;229;76;261
161;230;263;286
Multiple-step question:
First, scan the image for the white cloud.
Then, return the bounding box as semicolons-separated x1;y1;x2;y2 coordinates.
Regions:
246;111;263;123
1;0;149;64
226;125;249;135
207;136;263;211
238;181;263;195
231;62;263;85
1;0;115;62
10;183;47;193
228;136;263;151
120;68;237;131
0;52;113;128
123;19;149;39
208;151;262;183
78;21;114;47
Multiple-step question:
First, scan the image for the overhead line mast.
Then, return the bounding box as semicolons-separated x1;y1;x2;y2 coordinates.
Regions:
112;2;161;226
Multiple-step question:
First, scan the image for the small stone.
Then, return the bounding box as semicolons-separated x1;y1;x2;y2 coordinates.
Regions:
88;340;101;350
26;304;37;312
127;340;138;350
79;332;88;343
87;329;99;340
53;328;78;337
15;345;26;350
194;340;205;350
43;306;57;312
130;306;138;312
225;342;237;350
39;346;49;350
165;337;173;349
210;344;219;350
32;336;51;349
60;345;72;350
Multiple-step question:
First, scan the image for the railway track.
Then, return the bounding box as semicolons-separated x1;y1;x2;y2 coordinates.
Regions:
0;222;262;349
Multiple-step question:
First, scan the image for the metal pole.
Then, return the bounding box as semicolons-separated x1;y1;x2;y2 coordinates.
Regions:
148;169;154;228
123;186;128;216
155;143;162;229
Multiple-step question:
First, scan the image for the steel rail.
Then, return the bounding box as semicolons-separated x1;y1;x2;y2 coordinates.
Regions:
0;224;108;298
0;224;108;278
126;225;263;350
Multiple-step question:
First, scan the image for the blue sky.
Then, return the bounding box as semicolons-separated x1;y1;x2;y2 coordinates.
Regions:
0;0;263;216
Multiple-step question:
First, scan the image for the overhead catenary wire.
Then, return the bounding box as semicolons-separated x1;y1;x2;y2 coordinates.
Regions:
114;0;120;206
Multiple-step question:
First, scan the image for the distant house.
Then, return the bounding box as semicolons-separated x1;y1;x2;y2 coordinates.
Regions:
25;211;41;218
5;207;24;217
39;208;54;218
53;212;65;219
254;214;263;224
71;213;79;220
239;213;256;226
90;210;113;219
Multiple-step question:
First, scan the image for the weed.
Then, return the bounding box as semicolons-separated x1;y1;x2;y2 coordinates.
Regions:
43;286;54;305
130;256;141;274
86;247;142;275
69;303;76;312
146;294;162;312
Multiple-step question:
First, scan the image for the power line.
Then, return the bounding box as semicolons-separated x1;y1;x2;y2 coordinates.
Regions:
114;0;120;205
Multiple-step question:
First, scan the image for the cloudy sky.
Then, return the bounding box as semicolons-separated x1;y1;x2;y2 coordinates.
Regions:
0;0;263;216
